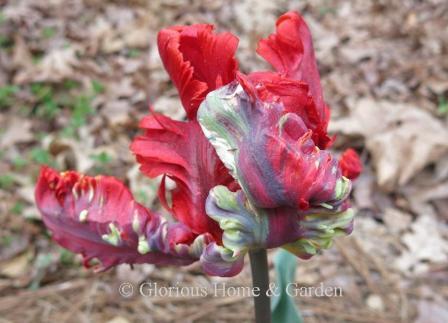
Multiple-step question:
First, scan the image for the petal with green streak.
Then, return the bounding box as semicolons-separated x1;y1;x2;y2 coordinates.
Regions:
205;185;355;259
198;81;352;212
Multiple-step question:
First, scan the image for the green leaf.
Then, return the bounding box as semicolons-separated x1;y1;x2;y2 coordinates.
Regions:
0;174;15;190
91;80;105;94
40;100;59;119
0;12;6;25
41;26;57;39
90;151;112;165
31;83;52;101
71;95;93;126
438;96;448;116
63;79;80;90
0;85;19;108
59;248;76;266
271;249;303;323
30;147;53;165
12;156;28;169
1;235;13;247
10;201;25;215
0;35;12;48
128;48;141;58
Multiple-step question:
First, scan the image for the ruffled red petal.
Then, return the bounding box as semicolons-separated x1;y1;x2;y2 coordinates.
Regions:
256;11;331;147
240;72;331;148
257;12;324;107
339;148;362;180
158;24;238;119
130;114;236;241
34;167;201;270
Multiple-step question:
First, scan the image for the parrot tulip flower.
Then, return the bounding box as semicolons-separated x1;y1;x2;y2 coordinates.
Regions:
198;80;354;261
35;11;361;278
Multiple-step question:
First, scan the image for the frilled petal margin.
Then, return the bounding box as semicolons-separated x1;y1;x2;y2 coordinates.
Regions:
35;167;203;270
35;167;244;276
206;186;354;260
241;72;331;149
339;148;363;180
257;11;326;116
200;243;245;277
130;113;236;241
198;81;351;211
158;24;239;119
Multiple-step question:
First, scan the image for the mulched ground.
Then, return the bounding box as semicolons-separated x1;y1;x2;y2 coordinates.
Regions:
0;0;447;322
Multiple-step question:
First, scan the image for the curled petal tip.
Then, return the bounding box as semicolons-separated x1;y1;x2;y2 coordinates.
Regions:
158;24;239;119
35;167;206;270
256;11;326;115
200;243;245;277
242;72;331;148
206;186;269;253
339;148;362;180
131;115;236;241
205;185;355;260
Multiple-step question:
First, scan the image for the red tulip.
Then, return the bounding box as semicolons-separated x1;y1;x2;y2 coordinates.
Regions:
35;11;361;277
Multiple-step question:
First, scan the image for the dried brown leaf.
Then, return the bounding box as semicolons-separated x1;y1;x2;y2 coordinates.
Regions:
330;98;448;190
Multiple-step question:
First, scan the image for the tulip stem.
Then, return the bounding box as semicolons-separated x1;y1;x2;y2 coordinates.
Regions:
249;249;271;323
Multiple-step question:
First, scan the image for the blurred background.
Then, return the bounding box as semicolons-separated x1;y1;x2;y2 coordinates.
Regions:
0;0;447;322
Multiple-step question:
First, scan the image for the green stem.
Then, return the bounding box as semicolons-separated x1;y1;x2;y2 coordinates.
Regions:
249;249;271;323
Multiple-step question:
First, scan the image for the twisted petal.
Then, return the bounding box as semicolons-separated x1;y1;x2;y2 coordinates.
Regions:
200;242;245;277
339;148;362;180
35;167;212;270
130;114;236;241
257;11;325;114
206;186;269;253
206;186;354;259
198;82;350;211
158;24;239;119
241;72;331;148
